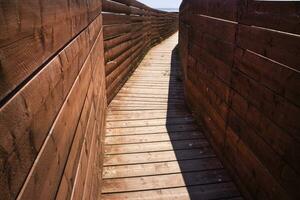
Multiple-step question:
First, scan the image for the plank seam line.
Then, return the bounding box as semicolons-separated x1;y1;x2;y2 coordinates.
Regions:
102;167;225;180
106;122;195;129
103;156;218;167
106;118;192;122
105;146;211;155
103;157;220;168
0;13;102;108
108;109;188;112
104;138;205;145
16;26;101;198
104;138;206;146
105;130;201;137
101;180;234;194
106;116;192;122
105;130;203;137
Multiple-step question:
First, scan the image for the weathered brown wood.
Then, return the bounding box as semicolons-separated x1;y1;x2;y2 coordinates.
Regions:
180;0;300;199
102;0;130;14
106;117;194;128
102;182;241;200
103;24;132;40
234;47;300;107
106;110;190;121
105;139;210;154
104;33;131;50
191;0;239;21
237;24;300;72
55;29;106;200
16;23;106;200
0;1;179;200
102;170;231;193
105;131;204;145
104;148;216;166
0;0;102;102
56;78;95;200
103;3;178;102
103;158;222;179
105;40;132;62
103;13;131;25
0;16;103;200
238;0;300;34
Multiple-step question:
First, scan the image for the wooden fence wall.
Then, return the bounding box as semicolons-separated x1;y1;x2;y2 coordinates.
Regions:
102;0;178;102
179;0;300;199
0;0;178;199
0;1;105;200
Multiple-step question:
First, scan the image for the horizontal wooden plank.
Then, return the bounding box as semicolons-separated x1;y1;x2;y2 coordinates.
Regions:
189;0;239;21
107;111;190;121
190;14;237;43
102;0;130;14
237;24;300;72
106;124;199;136
234;47;300;107
105;131;204;145
104;33;131;50
103;13;131;25
105;139;210;154
57;28;106;200
231;68;300;141
104;148;215;166
17;37;94;199
102;169;230;193
0;0;101;102
104;24;132;40
180;2;300;199
106;117;194;128
0;16;102;200
238;0;300;34
103;158;223;179
101;182;240;200
105;40;132;62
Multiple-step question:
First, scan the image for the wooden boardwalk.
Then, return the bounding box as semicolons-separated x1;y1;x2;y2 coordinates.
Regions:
101;33;243;200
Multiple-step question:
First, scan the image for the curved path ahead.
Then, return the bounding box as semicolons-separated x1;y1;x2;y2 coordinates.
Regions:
101;33;243;200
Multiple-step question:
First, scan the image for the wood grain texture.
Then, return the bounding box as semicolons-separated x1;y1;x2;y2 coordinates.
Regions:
179;0;300;199
0;15;102;200
0;0;102;102
1;1;179;200
0;8;106;200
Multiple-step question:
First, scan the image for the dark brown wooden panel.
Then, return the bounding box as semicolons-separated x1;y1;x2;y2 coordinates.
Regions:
238;0;300;34
191;0;239;21
0;0;101;102
103;13;131;25
16;21;106;200
237;24;300;72
179;0;300;199
0;16;103;200
102;0;130;14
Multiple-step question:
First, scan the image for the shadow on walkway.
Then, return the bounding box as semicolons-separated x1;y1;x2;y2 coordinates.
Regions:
165;46;242;199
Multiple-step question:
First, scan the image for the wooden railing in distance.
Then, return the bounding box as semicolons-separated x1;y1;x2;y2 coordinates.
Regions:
103;0;178;102
179;0;300;199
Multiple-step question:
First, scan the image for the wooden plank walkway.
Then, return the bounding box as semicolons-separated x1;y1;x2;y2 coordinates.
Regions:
101;33;243;200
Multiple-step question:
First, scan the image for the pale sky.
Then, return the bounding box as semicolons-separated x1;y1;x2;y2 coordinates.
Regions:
138;0;182;9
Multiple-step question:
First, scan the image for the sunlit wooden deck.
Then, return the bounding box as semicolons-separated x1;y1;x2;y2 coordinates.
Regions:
101;33;243;200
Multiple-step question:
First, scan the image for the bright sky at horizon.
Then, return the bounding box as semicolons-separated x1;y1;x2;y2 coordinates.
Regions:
138;0;182;8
